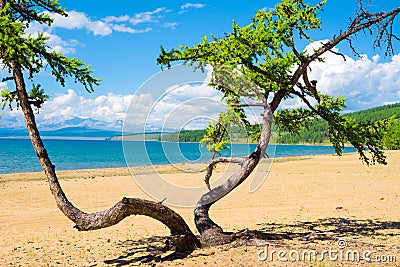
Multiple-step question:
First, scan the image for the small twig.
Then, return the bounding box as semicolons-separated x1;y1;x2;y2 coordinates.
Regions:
158;198;167;204
326;47;347;61
211;123;226;160
302;69;321;103
231;102;267;107
204;156;246;190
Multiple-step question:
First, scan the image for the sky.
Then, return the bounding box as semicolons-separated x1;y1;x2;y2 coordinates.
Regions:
0;0;399;131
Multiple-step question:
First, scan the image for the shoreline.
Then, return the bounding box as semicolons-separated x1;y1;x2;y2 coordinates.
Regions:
113;137;349;147
0;150;393;183
0;150;359;177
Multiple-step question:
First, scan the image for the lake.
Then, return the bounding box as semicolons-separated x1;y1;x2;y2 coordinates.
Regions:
0;138;355;174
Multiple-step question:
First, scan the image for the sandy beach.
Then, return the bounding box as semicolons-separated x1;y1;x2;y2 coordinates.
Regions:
1;151;399;266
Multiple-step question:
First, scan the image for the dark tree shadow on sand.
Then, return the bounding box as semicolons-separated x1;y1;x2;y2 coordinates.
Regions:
103;218;400;266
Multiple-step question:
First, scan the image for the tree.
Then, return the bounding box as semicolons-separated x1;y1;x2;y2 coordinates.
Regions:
157;0;399;244
0;0;199;252
383;120;400;149
0;0;399;254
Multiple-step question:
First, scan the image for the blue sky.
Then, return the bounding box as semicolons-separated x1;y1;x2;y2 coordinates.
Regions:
1;0;399;131
38;0;397;96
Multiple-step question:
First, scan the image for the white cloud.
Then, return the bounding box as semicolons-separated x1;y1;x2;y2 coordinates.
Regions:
261;7;275;12
162;22;179;29
38;90;141;127
129;7;169;25
27;10;111;54
140;78;263;132
103;15;130;23
383;101;400;105
282;40;400;111
26;7;174;54
26;21;80;55
103;8;170;26
48;10;113;36
179;3;206;14
42;32;79;54
21;4;210;55
180;3;206;11
143;64;265;131
0;89;153;130
122;65;258;133
125;81;226;132
279;97;309;110
1;66;229;132
112;25;152;34
0;66;251;132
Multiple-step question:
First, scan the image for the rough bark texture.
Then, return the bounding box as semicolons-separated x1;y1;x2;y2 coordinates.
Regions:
11;61;200;252
194;103;273;246
204;156;246;190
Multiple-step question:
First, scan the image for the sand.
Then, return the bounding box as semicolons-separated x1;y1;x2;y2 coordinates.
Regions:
0;151;399;266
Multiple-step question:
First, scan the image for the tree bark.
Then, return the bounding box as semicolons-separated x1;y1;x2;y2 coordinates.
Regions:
194;103;273;246
11;61;200;251
204;156;246;190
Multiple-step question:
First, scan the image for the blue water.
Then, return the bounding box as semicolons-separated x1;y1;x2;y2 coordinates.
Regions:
0;138;356;174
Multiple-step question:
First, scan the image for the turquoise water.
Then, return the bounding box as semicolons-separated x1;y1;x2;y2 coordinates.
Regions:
0;138;355;174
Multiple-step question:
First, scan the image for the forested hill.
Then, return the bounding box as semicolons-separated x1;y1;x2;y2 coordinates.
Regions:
346;102;400;122
113;130;207;142
277;102;400;148
118;103;400;148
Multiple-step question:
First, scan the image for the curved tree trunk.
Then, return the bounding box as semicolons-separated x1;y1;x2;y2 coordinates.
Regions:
11;61;200;251
194;103;273;246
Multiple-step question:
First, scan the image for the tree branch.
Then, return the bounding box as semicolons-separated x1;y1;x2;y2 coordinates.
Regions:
240;57;272;80
204;156;246;190
195;104;273;245
292;7;400;89
28;99;44;108
270;89;287;112
327;47;347;61
302;69;320;103
210;123;226;160
311;8;400;62
72;197;200;250
291;89;321;118
231;102;267;107
11;60;200;252
291;44;305;63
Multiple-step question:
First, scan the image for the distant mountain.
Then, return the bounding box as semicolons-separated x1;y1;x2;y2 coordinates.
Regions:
37;118;124;132
42;127;121;138
0;128;28;137
0;126;121;139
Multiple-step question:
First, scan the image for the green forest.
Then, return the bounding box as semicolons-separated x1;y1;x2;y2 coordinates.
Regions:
120;103;400;149
119;130;207;142
159;129;207;142
276;103;400;149
185;103;400;149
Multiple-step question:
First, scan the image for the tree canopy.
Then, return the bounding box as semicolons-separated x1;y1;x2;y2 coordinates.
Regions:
0;0;100;110
158;0;399;165
277;103;400;145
